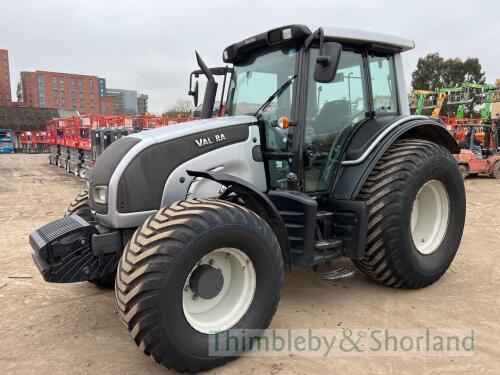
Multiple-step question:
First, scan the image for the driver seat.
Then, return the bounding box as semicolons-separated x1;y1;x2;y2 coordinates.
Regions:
313;100;350;137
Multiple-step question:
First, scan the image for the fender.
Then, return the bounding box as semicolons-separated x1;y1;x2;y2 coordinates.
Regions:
186;170;291;264
331;116;460;200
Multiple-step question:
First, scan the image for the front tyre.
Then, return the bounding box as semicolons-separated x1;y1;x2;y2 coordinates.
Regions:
115;198;283;373
65;190;93;221
354;139;466;289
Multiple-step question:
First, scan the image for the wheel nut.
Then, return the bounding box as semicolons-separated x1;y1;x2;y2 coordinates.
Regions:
209;259;215;266
192;294;198;300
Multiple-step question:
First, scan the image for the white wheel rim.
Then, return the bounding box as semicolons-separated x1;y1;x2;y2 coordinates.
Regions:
410;180;450;255
182;248;256;334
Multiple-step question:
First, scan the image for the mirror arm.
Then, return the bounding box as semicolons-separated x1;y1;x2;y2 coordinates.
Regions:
316;55;331;66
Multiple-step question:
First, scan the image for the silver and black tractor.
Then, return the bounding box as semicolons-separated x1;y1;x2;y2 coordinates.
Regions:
29;25;466;372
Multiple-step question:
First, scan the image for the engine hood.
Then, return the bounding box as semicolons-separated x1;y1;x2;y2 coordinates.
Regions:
88;115;257;226
129;115;257;143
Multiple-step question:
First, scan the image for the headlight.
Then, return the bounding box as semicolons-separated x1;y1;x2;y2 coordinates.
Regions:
93;186;108;204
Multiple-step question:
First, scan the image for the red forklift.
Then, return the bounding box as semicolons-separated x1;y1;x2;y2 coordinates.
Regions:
455;122;500;178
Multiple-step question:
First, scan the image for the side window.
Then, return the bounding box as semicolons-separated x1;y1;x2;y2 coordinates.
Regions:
369;55;398;114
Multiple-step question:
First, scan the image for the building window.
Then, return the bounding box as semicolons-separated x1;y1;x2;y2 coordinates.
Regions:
78;79;83;93
37;75;45;107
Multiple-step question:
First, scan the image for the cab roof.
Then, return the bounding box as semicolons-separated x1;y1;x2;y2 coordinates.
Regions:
321;26;414;52
223;24;414;64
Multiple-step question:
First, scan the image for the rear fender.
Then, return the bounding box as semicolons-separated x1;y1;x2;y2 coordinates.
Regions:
332;116;460;200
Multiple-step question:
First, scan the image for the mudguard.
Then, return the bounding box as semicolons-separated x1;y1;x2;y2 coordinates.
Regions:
186;170;291;264
332;116;460;200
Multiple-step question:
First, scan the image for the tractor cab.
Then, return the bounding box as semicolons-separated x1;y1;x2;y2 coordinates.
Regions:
191;25;413;194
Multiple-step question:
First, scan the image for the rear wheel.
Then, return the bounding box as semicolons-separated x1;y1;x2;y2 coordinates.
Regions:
66;190;116;288
491;162;500;179
115;198;283;373
353;139;466;288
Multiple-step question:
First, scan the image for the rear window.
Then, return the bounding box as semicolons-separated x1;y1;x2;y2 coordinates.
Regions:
368;55;398;114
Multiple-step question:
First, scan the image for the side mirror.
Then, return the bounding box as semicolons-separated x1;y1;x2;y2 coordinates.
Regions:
188;80;199;107
314;42;342;83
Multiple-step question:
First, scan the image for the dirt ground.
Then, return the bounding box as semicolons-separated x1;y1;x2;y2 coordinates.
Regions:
0;154;499;375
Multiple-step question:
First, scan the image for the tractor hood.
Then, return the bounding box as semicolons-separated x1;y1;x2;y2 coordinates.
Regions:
88;115;257;228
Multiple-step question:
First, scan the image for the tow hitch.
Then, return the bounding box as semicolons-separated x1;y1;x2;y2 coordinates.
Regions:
29;215;122;283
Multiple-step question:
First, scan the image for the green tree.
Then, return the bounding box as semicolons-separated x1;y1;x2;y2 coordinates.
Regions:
411;53;485;90
162;99;193;118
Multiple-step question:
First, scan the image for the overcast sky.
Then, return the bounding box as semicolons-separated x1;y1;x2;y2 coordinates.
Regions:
1;0;498;114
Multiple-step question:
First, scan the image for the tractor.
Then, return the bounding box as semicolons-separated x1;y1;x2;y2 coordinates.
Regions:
455;122;500;178
29;25;466;372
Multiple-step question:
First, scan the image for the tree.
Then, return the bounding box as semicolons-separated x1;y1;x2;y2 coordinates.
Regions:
162;99;193;118
411;53;486;90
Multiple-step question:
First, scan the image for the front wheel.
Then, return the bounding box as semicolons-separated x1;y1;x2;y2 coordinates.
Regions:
354;139;466;289
116;198;283;373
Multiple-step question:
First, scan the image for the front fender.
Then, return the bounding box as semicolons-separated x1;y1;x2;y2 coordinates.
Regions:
186;170;291;265
332;116;459;200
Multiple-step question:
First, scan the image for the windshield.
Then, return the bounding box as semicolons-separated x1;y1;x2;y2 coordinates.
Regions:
225;46;298;189
226;46;297;118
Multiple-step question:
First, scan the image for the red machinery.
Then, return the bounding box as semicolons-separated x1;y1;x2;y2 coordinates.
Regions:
20;131;49;154
45;114;193;178
454;123;500;178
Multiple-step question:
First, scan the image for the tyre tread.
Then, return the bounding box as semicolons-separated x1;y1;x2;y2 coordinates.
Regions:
354;138;458;289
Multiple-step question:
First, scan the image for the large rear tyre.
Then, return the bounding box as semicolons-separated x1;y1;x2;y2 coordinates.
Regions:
353;139;466;289
65;190;116;288
116;198;283;373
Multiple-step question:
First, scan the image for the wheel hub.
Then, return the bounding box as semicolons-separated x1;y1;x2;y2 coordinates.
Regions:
410;180;450;255
189;264;224;299
182;248;256;334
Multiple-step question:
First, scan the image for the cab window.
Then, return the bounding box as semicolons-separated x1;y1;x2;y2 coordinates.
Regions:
368;55;398;114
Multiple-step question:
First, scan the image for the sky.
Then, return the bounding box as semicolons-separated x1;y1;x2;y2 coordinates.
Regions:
0;0;498;114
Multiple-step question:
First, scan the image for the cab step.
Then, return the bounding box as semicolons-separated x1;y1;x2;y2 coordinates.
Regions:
314;238;343;251
316;267;355;282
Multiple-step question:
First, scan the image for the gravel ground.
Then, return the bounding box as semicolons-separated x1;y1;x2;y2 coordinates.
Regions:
0;154;499;375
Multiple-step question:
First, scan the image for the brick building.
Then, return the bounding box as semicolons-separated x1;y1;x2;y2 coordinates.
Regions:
0;49;12;106
19;71;107;114
137;93;148;115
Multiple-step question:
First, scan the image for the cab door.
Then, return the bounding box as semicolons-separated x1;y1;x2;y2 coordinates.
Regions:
302;48;368;193
301;49;400;193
